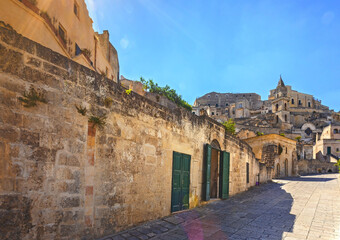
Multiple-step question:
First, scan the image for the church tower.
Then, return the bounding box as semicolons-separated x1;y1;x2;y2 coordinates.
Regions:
271;76;291;129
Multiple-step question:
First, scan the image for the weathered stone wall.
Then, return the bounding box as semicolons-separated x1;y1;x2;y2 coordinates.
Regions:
296;159;338;175
0;26;258;240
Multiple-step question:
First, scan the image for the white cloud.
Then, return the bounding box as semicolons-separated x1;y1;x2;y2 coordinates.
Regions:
120;37;130;49
322;11;335;25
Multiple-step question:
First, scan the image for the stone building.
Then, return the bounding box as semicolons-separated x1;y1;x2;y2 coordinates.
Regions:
244;134;297;180
192;92;263;120
0;0;119;81
313;123;340;161
0;25;266;240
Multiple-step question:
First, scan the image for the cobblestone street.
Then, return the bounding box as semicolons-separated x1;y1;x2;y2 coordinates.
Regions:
99;174;340;240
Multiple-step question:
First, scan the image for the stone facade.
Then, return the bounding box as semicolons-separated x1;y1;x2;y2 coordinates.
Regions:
0;0;119;81
313;123;340;161
0;25;261;239
244;134;297;179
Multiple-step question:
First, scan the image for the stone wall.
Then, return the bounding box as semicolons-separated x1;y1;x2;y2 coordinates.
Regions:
296;159;338;175
0;25;258;240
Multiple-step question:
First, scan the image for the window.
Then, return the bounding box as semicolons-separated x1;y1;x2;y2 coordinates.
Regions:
246;163;249;183
284;103;287;110
58;24;66;45
276;115;279;123
337;148;339;152
285;115;287;122
208;104;210;107
226;103;229;106
334;129;338;134
215;94;218;98
75;43;81;56
276;104;279;111
192;112;195;115
239;103;243;108
208;95;210;98
74;1;79;18
291;99;295;104
298;100;301;105
308;102;311;108
216;104;218;107
212;112;214;115
286;147;288;154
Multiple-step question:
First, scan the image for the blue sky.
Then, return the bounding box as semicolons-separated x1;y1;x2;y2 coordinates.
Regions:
85;0;340;111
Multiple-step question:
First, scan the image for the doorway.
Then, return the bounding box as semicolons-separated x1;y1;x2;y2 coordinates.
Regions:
203;141;230;201
210;148;219;198
276;163;280;178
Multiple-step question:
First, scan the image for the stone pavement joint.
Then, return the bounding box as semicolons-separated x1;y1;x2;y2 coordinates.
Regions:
98;174;340;240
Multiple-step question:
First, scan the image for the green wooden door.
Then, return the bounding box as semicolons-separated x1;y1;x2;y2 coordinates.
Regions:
203;144;212;201
171;152;191;212
219;151;230;199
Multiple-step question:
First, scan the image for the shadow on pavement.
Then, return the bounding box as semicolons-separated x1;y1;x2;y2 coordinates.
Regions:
98;182;295;240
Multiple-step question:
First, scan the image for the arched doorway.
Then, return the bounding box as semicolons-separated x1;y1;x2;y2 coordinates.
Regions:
276;163;280;178
284;159;288;177
276;115;279;123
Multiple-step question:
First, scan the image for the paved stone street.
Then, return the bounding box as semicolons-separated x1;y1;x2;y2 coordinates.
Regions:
99;174;340;240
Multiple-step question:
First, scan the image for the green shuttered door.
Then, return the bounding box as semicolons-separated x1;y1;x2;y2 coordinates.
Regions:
171;152;191;212
220;151;230;199
203;144;212;201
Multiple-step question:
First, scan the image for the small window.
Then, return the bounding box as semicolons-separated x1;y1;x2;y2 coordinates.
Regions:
286;147;288;154
208;104;210;107
226;103;229;106
334;129;339;134
285;115;287;122
215;94;218;98
208;95;211;98
308;102;311;108
216;104;218;107
336;148;339;152
212;112;214;115
58;24;67;45
298;100;301;105
291;99;294;104
75;43;81;56
276;104;279;111
192;112;195;115
74;1;79;18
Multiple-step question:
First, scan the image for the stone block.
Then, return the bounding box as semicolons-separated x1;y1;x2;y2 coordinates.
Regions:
60;197;80;208
58;152;80;167
20;130;39;147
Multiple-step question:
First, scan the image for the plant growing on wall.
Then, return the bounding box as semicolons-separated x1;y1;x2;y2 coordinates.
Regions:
125;89;132;95
81;48;92;59
18;87;47;108
88;114;107;130
279;133;285;137
75;104;87;116
140;77;192;111
223;119;236;135
295;136;302;142
104;97;113;108
40;11;52;23
256;132;264;136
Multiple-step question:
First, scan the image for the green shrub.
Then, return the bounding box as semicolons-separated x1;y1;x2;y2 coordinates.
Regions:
223;119;236;135
140;77;192;111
